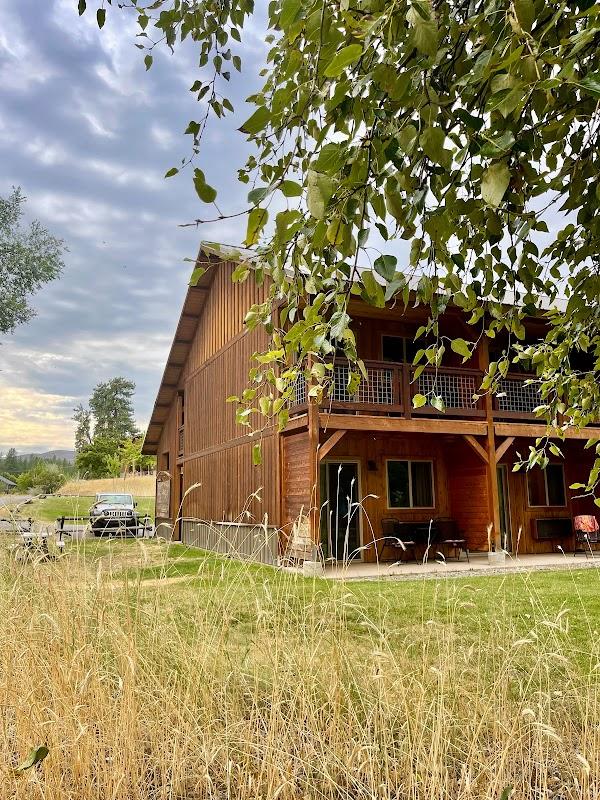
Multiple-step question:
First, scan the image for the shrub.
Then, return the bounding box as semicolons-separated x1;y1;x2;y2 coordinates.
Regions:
16;464;66;494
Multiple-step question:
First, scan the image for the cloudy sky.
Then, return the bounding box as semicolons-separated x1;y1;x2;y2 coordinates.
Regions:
0;0;269;453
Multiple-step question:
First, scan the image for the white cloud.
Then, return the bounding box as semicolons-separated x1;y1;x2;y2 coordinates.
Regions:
0;384;76;451
0;8;56;90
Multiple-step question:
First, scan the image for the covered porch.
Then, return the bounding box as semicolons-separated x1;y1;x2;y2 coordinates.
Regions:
280;414;600;564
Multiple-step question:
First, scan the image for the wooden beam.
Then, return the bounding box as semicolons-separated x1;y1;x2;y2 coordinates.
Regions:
495;436;515;462
318;413;488;436
494;422;600;440
307;391;320;551
282;413;308;433
318;430;346;461
463;434;489;463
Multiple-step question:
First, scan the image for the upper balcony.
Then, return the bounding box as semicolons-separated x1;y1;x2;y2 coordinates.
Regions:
290;360;541;422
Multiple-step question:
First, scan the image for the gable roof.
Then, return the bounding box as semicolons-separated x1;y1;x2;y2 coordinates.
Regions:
0;475;16;487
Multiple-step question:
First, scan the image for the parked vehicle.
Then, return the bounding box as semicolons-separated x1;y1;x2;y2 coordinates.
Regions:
90;493;141;537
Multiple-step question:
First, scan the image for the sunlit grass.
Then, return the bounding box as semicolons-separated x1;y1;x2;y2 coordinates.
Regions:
0;538;599;797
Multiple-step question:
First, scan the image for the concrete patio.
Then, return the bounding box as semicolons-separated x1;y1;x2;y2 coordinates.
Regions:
294;550;600;581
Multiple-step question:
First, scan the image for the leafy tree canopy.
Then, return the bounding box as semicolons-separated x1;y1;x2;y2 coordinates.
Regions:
78;377;139;445
77;0;600;494
73;378;154;477
0;187;65;334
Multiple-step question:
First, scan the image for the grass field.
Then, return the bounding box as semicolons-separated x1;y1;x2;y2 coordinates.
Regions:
59;474;155;496
1;537;600;799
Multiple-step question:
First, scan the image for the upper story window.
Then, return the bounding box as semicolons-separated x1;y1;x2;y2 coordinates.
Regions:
387;460;434;508
382;335;421;364
527;464;566;507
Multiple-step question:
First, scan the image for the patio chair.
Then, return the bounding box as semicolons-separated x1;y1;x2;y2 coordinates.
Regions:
434;518;469;562
379;518;417;562
573;515;600;557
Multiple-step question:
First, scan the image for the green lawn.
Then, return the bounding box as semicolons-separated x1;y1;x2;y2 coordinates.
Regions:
14;495;155;522
70;538;600;655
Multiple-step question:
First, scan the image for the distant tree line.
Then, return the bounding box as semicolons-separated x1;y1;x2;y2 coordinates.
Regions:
73;377;155;479
0;450;76;494
0;449;75;478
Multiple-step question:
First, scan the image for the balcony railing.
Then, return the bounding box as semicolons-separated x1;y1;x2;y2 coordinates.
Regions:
290;360;541;421
494;376;541;417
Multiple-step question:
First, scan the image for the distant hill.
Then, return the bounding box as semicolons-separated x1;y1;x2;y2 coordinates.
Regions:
18;449;76;464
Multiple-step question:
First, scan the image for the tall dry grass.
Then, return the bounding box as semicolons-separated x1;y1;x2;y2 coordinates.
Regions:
59;474;155;497
1;543;599;799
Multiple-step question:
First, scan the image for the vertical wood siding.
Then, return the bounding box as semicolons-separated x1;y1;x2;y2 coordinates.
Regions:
163;260;280;529
501;438;596;554
183;262;269;377
281;432;312;531
155;399;179;529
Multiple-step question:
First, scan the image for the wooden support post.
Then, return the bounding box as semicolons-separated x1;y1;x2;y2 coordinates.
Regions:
478;338;502;549
307;360;321;552
402;363;412;419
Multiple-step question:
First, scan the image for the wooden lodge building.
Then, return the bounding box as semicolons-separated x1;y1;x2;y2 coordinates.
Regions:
142;243;600;564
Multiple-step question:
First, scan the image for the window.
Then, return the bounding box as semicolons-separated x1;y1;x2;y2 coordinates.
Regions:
387;460;434;508
382;335;406;363
527;464;566;507
382;334;430;364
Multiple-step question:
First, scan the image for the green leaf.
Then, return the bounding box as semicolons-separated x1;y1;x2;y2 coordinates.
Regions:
193;169;217;203
259;396;271;416
374;254;397;282
248;186;271;205
280;180;302;197
397;124;418;154
407;4;437;56
239;106;270;135
280;0;302;30
14;745;49;773
252;442;262;466
420;127;451;168
245;207;268;246
314;143;345;174
431;395;446;412
326;218;346;246
164;167;179;178
144;54;153;71
323;44;363;78
96;8;106;28
78;0;86;15
487;76;523;117
361;271;385;308
451;338;472;360
514;0;535;32
578;74;600;99
331;310;350;340
479;130;516;158
413;393;427;408
455;109;484;131
481;162;510;208
189;266;207;286
307;170;334;219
